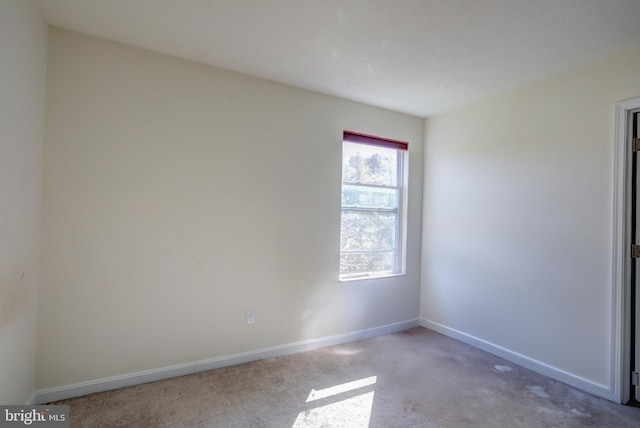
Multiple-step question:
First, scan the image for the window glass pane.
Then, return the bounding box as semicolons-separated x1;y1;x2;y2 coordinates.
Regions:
339;135;406;280
340;211;396;251
342;142;397;186
340;252;394;276
341;185;398;209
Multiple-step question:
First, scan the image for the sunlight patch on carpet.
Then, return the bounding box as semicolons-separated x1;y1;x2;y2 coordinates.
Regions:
293;391;375;427
305;376;377;402
293;376;377;427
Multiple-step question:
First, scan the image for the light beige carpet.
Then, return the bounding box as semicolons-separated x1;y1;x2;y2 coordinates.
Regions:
54;327;640;427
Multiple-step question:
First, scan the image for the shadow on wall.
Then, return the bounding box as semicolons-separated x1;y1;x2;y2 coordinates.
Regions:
0;271;30;329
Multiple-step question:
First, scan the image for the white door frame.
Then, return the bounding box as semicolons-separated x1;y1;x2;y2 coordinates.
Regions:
612;97;640;403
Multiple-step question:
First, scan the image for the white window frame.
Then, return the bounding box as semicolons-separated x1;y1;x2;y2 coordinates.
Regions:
339;131;408;281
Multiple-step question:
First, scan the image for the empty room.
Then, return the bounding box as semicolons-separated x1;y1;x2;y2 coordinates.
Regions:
3;0;640;426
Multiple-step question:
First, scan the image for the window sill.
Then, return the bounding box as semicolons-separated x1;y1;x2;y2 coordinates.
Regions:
339;272;406;282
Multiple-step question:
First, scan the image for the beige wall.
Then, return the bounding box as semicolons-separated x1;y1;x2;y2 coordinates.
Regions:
0;0;47;404
422;47;640;399
37;28;424;389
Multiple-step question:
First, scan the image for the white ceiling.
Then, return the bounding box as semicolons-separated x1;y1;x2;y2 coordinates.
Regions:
37;0;640;117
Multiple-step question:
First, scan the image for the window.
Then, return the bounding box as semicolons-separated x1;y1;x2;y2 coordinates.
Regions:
339;131;408;280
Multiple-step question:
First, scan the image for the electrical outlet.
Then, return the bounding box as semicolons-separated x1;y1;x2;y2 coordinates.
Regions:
246;310;255;325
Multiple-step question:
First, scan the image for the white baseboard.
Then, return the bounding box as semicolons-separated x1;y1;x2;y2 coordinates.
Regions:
35;319;418;404
25;393;36;405
419;318;616;402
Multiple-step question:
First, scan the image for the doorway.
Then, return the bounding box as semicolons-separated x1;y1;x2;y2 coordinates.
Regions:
614;97;640;404
631;109;640;404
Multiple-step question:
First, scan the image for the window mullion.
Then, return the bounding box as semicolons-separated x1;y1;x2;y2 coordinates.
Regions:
341;207;398;213
341;249;397;254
